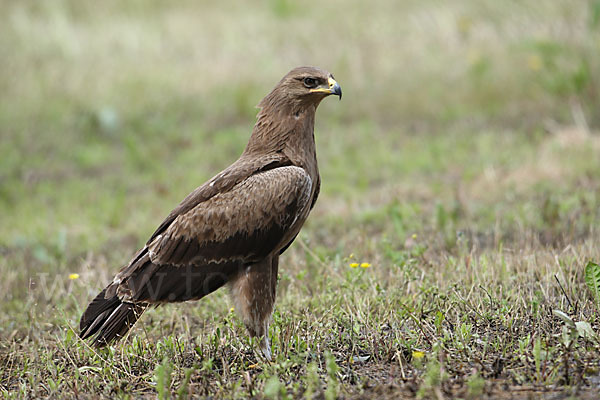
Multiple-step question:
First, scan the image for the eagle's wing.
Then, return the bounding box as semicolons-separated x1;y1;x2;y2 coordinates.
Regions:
147;154;290;244
147;165;312;266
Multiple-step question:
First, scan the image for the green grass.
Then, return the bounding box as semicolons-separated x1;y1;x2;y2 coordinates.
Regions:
2;0;600;398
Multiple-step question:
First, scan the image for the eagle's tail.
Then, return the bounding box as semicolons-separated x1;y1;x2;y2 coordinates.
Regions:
79;288;146;346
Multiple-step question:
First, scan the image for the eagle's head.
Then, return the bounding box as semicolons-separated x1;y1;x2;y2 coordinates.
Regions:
280;66;342;101
258;66;342;112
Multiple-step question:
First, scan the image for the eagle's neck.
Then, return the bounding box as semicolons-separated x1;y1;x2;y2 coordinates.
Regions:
244;103;319;175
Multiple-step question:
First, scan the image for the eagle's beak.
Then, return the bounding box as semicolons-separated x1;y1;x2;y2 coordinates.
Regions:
330;78;342;100
310;77;342;100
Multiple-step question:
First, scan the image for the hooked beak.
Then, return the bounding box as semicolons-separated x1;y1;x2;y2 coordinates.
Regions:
310;76;342;100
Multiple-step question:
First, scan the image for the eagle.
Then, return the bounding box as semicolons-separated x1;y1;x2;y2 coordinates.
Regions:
79;66;342;359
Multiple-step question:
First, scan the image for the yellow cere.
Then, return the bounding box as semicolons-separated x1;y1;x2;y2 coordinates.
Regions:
349;263;359;268
360;263;371;268
328;77;337;88
69;273;80;280
412;351;425;359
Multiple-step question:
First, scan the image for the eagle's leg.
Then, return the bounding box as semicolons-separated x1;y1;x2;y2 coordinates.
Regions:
229;256;279;360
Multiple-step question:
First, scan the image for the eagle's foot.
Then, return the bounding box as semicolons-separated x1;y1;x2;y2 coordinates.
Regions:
260;335;272;361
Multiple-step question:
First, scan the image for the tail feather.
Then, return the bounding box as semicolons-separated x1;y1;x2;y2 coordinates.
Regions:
79;262;242;346
80;288;145;346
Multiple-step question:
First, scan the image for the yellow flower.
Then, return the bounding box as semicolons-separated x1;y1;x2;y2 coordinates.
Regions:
349;263;359;268
527;54;542;71
467;49;481;66
456;15;473;35
68;273;80;280
411;233;417;239
229;307;235;313
360;263;371;268
412;351;425;359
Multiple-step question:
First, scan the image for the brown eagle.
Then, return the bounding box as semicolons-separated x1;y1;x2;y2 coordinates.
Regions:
79;66;342;359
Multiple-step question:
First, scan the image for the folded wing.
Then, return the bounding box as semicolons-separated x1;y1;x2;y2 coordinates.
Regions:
149;165;312;265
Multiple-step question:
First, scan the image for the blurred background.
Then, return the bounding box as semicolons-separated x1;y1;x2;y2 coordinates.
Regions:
1;0;600;311
3;1;600;396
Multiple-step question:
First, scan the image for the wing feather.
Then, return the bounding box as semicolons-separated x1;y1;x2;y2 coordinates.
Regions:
147;154;292;243
148;166;312;266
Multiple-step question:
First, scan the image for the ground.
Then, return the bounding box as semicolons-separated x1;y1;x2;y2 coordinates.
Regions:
1;0;600;398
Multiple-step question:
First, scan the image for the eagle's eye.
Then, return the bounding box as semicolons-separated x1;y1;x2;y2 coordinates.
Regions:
303;77;318;88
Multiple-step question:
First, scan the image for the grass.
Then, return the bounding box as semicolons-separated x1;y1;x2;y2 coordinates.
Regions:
2;0;600;398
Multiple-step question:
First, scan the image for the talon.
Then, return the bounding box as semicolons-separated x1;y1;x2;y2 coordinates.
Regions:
261;335;272;361
261;345;272;361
